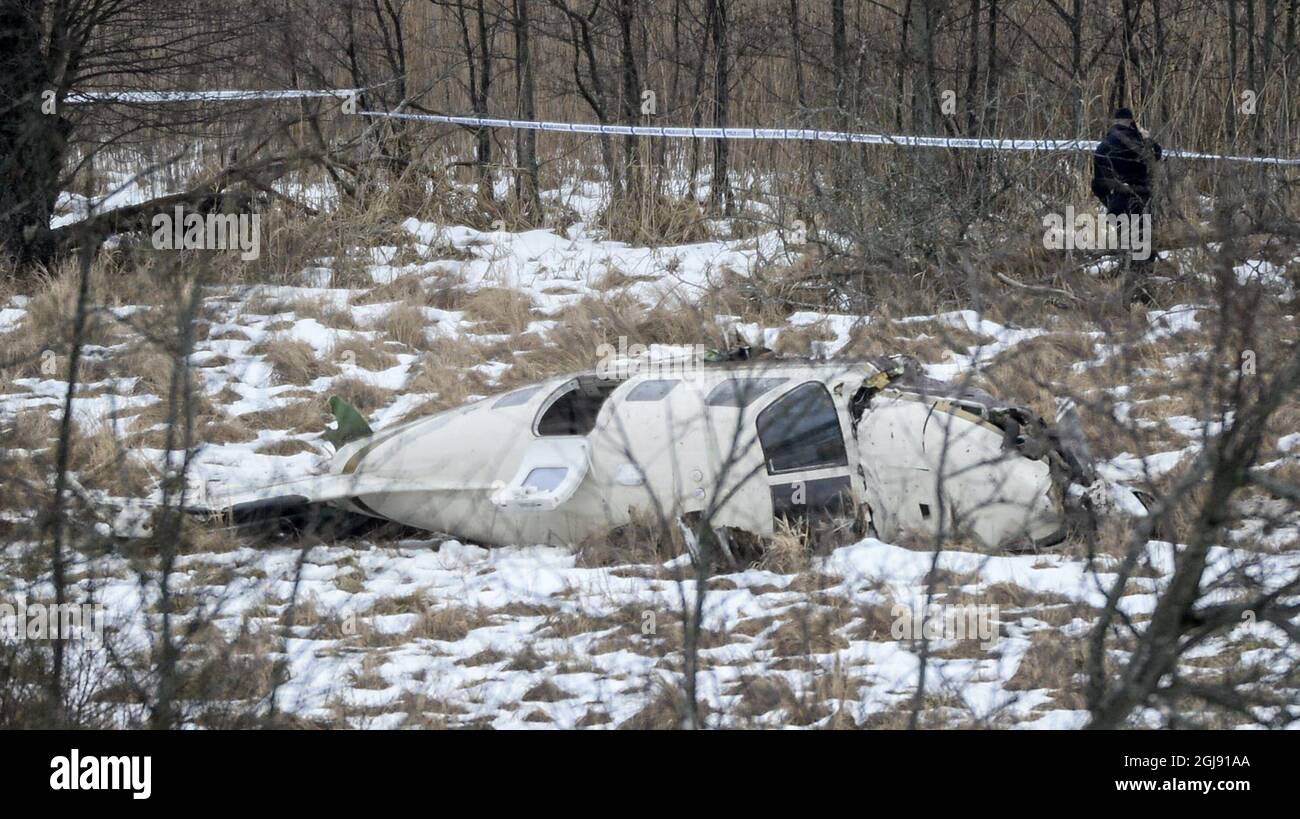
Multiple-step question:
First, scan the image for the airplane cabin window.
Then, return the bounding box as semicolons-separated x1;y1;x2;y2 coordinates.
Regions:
523;467;569;492
705;377;788;408
494;386;542;408
625;379;679;401
536;379;621;436
756;382;849;474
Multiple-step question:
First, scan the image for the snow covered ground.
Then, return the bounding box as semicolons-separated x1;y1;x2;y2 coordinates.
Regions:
2;184;1298;728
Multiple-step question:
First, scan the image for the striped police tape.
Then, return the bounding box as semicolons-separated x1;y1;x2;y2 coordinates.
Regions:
57;88;1300;165
358;110;1300;166
66;90;356;104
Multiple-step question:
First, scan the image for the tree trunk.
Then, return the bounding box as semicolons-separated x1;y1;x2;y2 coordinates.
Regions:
789;0;807;110
909;0;938;134
1230;0;1240;141
1288;0;1298;72
895;0;912;131
965;0;982;132
456;0;495;203
832;0;849;117
1072;0;1084;132
0;1;69;267
686;0;713;201
709;0;733;215
617;0;644;209
513;0;541;221
1110;0;1139;112
986;0;999;113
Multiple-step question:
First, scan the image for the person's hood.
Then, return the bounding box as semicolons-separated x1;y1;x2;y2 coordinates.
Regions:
1108;121;1142;140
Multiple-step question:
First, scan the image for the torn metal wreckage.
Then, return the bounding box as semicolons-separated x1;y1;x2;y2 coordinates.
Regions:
189;353;1101;554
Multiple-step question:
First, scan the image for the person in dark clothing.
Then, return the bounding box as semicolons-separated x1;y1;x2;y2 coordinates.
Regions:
1091;108;1163;302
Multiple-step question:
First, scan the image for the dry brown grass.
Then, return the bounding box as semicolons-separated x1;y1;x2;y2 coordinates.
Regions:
194;353;235;369
408;604;492;643
978;332;1099;419
123;388;225;448
1256;458;1300;500
236;399;327;433
475;331;547;360
180;523;246;554
522;679;569;703
574;509;688;568
592;267;657;290
490;348;561;391
575;708;613;727
769;323;836;357
1264;395;1300;451
248;337;339;386
1139;456;1215;542
0;411;58;514
838;316;991;364
174;623;281;708
767;607;851;658
0;406;59;451
597;193;713;246
351;272;466;310
730;662;858;727
225;204;415;289
373;303;433;351
245;294;357;330
835;596;897;640
1004;629;1088;700
327;376;395;414
757;518;811;573
461;287;536;335
617;680;702;729
117;345;212;406
543;292;721;377
68;419;157;494
948;581;1076;611
364;593;493;644
192;421;261;447
255;439;320;456
404;339;491;411
502;645;549;672
731;674;828;725
328;336;400;371
286;297;357;329
1125;395;1197;426
11;266;120;352
395;691;467;728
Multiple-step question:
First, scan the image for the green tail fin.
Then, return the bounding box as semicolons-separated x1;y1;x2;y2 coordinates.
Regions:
323;395;373;450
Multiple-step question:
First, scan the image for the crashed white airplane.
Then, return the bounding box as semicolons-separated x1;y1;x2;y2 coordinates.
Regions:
196;354;1096;552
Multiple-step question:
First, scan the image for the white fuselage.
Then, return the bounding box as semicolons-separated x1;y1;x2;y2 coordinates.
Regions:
324;361;1065;549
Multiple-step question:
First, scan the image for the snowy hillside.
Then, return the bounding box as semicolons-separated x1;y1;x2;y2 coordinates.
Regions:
3;188;1298;728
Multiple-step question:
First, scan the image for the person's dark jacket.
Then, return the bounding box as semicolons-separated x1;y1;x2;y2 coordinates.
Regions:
1091;122;1162;202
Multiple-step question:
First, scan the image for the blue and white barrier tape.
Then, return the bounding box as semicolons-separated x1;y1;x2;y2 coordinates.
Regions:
66;89;358;104
58;88;1300;165
358;109;1300;166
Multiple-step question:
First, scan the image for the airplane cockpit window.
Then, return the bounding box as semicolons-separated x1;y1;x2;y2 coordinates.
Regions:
494;386;542;408
756;382;849;474
536;377;622;436
625;379;679;401
705;377;788;408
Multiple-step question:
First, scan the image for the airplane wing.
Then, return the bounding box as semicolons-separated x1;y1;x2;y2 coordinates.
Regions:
189;471;509;513
183;471;445;538
193;472;354;510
